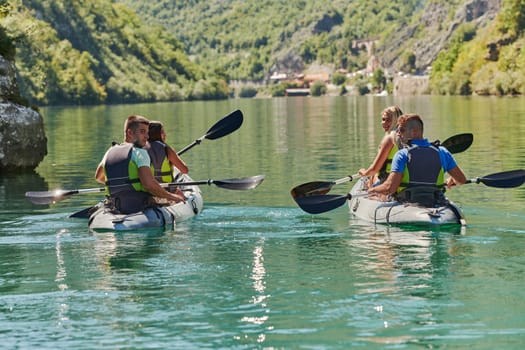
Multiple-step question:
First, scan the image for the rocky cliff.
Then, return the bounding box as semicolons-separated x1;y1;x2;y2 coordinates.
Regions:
379;0;501;72
0;55;47;172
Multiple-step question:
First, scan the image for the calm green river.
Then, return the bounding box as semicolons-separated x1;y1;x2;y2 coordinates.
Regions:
1;96;524;349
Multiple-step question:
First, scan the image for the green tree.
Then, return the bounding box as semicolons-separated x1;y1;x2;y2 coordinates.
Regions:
310;80;327;96
2;0;203;105
371;68;386;91
271;83;286;97
0;0;15;60
331;72;347;85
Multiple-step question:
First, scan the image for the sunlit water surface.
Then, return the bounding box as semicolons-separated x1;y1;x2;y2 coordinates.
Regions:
1;96;524;349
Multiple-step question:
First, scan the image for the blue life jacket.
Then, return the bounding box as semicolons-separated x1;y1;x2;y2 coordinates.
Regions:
396;144;446;207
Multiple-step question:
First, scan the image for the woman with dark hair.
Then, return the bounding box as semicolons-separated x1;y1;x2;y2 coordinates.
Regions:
146;121;188;183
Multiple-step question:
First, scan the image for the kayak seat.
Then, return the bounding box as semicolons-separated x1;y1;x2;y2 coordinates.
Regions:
395;186;447;208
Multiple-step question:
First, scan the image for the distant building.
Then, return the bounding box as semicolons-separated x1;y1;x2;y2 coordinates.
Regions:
303;73;331;84
393;75;429;96
285;88;310;96
270;72;288;83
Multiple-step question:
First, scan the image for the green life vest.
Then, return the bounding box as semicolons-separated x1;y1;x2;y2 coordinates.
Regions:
147;141;174;183
378;143;398;182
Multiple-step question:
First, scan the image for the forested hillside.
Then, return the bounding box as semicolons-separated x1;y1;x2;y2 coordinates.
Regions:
431;0;525;95
122;0;525;97
2;0;525;105
2;0;229;105
119;0;426;81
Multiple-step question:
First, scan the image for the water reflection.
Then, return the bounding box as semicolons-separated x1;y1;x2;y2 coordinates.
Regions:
55;229;68;291
250;243;267;296
54;229;70;328
241;240;270;343
0;171;48;213
93;231;166;273
345;224;466;346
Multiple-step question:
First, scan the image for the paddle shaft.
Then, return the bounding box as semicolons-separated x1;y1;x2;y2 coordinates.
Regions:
167;175;265;190
177;137;204;155
333;174;359;185
27;175;265;205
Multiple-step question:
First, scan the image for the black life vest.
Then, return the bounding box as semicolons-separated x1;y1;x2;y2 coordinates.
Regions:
104;143;151;214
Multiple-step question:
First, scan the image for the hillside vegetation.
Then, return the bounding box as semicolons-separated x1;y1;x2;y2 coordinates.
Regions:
119;0;425;81
2;0;229;105
1;0;525;106
121;0;525;96
430;0;525;95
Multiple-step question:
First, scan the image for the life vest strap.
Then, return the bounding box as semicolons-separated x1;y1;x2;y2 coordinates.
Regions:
106;176;141;186
154;170;173;176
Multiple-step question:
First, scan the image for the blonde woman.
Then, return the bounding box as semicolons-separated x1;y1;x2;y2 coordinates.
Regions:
359;106;403;187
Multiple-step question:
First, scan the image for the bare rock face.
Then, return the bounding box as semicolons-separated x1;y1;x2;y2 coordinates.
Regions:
0;103;47;171
379;0;501;73
0;55;47;172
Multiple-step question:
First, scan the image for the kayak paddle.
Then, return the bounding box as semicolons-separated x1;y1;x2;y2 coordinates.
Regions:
290;133;474;199
177;109;243;155
26;187;105;205
295;193;364;214
168;175;266;191
290;174;360;199
294;169;525;215
465;169;525;188
439;133;473;154
27;175;265;205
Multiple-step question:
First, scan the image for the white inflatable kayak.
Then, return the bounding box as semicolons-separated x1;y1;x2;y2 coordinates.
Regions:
348;177;466;226
88;174;203;231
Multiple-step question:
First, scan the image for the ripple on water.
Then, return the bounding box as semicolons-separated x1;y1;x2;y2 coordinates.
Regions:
192;204;344;238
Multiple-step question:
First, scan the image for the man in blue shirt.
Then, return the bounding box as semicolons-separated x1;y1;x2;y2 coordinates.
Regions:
368;114;467;202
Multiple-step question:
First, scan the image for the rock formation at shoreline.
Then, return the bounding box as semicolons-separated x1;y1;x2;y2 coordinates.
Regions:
0;55;47;172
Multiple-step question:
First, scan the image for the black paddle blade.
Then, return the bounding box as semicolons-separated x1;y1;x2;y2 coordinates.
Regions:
295;194;349;214
205;109;243;140
214;175;265;190
69;204;100;219
477;169;525;188
441;133;473;154
290;181;333;198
